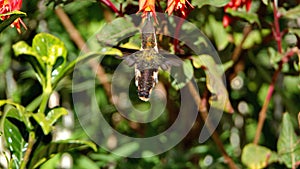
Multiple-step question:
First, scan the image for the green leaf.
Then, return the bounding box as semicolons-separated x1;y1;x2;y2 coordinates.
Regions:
29;140;97;169
74;155;99;169
281;5;300;19
261;0;268;5
0;11;26;33
207;15;229;51
234;29;270;49
12;41;46;80
192;0;230;8
32;107;68;135
3;119;26;169
13;33;68;84
32;33;67;66
171;59;194;90
97;17;139;47
0;100;33;130
51;51;104;88
241;143;278;169
192;55;234;113
277;113;300;168
226;8;260;26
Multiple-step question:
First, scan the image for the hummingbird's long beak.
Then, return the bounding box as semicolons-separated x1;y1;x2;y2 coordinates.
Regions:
141;12;158;52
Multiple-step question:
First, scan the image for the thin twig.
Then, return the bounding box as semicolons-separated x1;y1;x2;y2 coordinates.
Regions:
253;47;299;144
187;82;238;169
20;132;36;169
98;0;123;17
272;1;282;54
231;25;252;62
54;6;112;102
253;0;293;144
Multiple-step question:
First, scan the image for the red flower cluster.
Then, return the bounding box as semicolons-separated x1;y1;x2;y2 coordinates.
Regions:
166;0;193;17
223;0;252;27
138;0;193;20
0;0;26;33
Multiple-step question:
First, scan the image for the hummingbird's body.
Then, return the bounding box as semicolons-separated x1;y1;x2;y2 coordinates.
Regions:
124;13;180;101
126;13;164;101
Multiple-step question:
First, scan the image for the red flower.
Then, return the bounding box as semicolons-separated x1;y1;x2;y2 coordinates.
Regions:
166;0;193;17
223;0;252;27
138;0;157;20
0;0;27;33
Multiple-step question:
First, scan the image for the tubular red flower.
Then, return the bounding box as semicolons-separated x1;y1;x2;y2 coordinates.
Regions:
166;0;193;16
222;0;252;27
138;0;157;20
0;0;26;33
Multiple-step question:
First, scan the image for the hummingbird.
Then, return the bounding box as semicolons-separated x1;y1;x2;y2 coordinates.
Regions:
124;13;172;101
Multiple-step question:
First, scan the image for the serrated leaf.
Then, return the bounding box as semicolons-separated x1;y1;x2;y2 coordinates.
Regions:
192;0;230;8
97;17;139;47
192;55;234;113
32;107;68;135
0;11;26;33
281;5;300;19
207;15;229;51
277;113;300;168
3;119;26;169
29;140;97;169
171;60;194;90
226;8;260;26
241;143;278;169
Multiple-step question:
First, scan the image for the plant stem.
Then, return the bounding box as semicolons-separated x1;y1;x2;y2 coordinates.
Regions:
253;47;299;144
20;132;36;169
272;0;282;54
98;0;123;17
252;0;300;144
38;65;52;116
187;82;238;169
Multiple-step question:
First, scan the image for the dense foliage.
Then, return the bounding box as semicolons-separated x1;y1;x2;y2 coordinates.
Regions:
0;0;299;168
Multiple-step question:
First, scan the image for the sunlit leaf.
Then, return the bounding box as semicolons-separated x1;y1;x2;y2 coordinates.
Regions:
12;41;46;79
280;5;300;19
0;100;33;130
192;0;230;8
32;107;68;135
277;113;300;168
29;140;97;169
192;54;234;113
32;33;67;66
261;0;268;5
102;48;123;56
226;8;260;26
3;119;26;169
0;11;26;33
241;143;278;169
